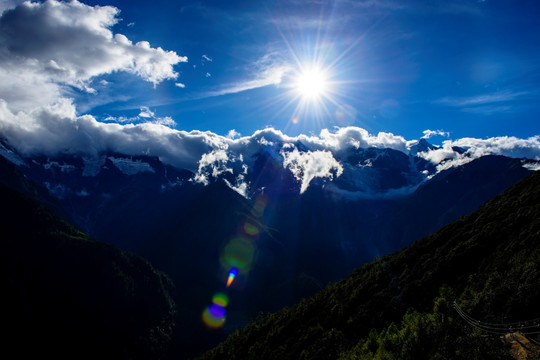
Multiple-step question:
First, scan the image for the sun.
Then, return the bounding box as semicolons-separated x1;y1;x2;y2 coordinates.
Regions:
294;66;328;100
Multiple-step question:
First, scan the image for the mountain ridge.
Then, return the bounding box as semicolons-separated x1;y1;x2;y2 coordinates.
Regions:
197;170;540;360
0;178;177;359
0;141;537;358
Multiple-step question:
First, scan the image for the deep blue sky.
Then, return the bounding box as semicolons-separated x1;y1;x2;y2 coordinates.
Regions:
27;0;540;141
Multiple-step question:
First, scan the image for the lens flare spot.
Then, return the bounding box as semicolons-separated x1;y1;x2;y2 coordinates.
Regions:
202;293;229;329
221;237;255;270
226;268;238;287
243;220;260;236
212;293;229;307
202;306;226;329
251;196;268;218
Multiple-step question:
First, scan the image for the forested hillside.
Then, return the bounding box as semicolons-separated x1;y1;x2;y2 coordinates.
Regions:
198;171;540;360
0;181;177;359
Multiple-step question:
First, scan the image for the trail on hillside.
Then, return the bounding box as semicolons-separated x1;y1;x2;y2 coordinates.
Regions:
504;333;540;360
453;302;540;359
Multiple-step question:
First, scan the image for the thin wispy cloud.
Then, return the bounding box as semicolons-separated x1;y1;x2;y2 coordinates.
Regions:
348;0;406;10
200;53;293;98
461;105;512;115
435;90;528;107
434;90;531;114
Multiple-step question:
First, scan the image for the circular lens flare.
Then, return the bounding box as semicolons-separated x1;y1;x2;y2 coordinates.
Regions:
202;306;226;329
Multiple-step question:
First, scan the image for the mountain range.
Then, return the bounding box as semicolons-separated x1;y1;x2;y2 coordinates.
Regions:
0;135;538;358
198;169;540;360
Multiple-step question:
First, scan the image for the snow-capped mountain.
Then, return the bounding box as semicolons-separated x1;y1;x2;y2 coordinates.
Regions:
22;152;192;198
2;135;536;260
0;133;537;357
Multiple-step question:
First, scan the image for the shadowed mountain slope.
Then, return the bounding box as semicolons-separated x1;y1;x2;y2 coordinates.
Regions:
0;180;177;360
198;171;540;360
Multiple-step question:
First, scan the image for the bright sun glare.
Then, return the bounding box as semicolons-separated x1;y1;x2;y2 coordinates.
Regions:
295;67;328;100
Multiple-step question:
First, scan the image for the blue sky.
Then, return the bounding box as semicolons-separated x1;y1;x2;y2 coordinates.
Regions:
71;0;540;140
0;0;539;145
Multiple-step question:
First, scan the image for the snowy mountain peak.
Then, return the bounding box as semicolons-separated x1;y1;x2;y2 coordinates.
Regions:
409;138;438;156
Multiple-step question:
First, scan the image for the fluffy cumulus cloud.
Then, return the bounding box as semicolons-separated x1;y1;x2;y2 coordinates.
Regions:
1;96;539;196
418;136;540;172
0;0;186;110
0;98;220;171
282;148;343;194
422;129;449;139
193;149;232;185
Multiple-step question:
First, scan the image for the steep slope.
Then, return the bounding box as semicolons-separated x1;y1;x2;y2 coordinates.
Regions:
0;181;177;360
198;171;540;360
0;148;534;358
0;154;69;219
377;155;532;248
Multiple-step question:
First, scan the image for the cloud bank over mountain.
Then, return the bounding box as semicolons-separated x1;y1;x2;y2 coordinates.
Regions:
0;1;539;197
1;95;539;197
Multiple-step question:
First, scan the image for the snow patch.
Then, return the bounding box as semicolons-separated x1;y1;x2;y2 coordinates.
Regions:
0;142;25;166
224;174;250;199
43;161;76;173
108;156;155;175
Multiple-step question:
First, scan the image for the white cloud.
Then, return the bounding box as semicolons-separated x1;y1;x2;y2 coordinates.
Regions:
422;129;449;139
152;116;176;127
103;107;176;127
202;53;293;98
223;175;250;198
1;94;538;196
0;0;24;14
226;129;241;139
298;127;409;154
193;149;232;185
202;54;213;62
418;135;540;172
175;82;186;88
138;106;154;118
434;90;529;114
523;161;540;171
0;98;216;170
0;0;186;111
281;148;343;194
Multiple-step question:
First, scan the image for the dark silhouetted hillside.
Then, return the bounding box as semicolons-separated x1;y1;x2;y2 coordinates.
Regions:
198;171;540;360
0;181;177;359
